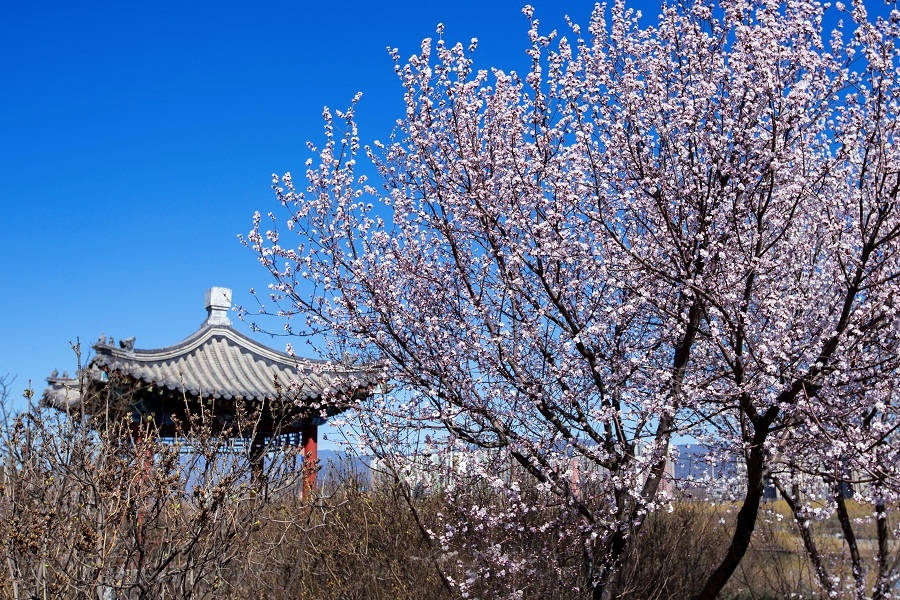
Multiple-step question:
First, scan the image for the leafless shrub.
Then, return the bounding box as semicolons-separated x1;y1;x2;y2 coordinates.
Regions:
0;372;888;599
0;372;308;599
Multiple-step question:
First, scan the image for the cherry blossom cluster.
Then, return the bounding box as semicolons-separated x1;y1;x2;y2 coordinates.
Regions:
247;0;900;596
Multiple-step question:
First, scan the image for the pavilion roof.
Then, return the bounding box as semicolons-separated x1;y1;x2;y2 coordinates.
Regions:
42;287;378;411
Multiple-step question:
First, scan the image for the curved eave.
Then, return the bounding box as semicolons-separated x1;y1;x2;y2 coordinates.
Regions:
42;376;83;411
89;324;379;404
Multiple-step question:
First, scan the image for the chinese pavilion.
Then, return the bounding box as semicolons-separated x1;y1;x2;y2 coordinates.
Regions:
42;286;376;497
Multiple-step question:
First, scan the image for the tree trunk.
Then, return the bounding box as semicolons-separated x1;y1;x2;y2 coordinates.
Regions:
873;501;889;600
834;486;865;600
692;440;766;600
590;528;628;600
774;478;833;595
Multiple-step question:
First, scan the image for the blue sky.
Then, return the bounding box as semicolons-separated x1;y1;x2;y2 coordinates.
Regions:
0;0;612;443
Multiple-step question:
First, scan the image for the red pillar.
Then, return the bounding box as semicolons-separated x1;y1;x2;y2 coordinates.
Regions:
301;421;318;500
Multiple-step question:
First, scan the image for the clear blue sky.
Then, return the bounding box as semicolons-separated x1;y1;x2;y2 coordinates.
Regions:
0;0;614;439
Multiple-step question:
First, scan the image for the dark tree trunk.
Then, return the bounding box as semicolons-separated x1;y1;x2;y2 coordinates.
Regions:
591;296;701;600
692;439;766;600
873;501;889;600
590;528;629;600
834;485;865;600
774;478;833;595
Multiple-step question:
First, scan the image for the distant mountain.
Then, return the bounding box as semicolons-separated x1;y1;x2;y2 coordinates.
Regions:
316;450;372;484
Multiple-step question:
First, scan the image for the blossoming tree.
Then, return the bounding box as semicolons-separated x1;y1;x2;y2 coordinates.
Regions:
248;0;900;597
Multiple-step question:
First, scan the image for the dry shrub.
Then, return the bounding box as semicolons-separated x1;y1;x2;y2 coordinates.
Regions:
0;374;884;600
0;375;452;600
256;479;451;600
612;502;732;600
0;405;300;599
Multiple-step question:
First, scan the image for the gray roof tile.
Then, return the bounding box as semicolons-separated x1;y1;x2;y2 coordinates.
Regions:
42;323;377;410
87;324;378;402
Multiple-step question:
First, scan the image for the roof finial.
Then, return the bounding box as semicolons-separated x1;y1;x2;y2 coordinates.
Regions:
204;287;232;327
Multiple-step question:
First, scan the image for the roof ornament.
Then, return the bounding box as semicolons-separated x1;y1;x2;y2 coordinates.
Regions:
204;286;232;327
119;337;136;351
